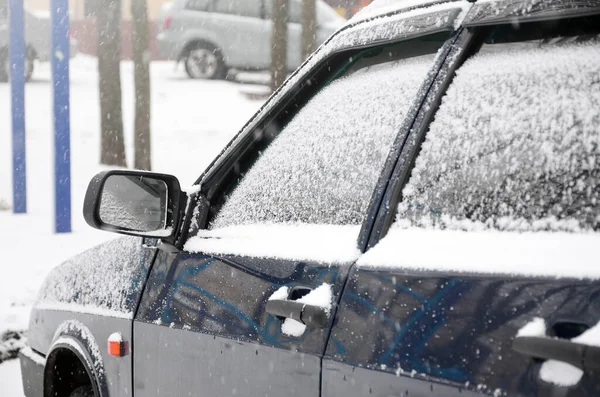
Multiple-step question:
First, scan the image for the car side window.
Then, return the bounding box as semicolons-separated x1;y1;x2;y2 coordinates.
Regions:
215;0;261;18
210;36;447;230
186;0;211;12
263;0;302;23
396;19;600;233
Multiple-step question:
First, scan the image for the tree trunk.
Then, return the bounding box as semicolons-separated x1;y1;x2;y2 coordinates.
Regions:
301;0;317;61
132;0;152;170
98;0;126;167
270;0;288;92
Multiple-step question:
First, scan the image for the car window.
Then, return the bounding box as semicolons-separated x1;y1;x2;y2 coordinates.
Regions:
186;0;211;12
395;21;600;233
210;37;445;230
215;0;260;18
265;0;332;24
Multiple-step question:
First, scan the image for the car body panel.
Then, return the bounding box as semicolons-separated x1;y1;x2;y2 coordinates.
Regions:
23;237;155;397
133;250;352;396
325;267;600;396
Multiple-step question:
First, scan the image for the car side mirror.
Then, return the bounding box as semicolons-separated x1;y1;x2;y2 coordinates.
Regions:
83;170;183;239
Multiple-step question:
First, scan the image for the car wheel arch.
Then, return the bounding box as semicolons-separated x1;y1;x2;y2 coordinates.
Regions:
44;321;109;397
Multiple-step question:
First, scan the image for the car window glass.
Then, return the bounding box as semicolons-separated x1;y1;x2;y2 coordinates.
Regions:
210;37;445;230
264;0;301;23
215;0;260;18
186;0;211;11
395;22;600;233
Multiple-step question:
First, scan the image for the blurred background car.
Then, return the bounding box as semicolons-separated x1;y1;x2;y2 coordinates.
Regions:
156;0;346;79
0;7;78;81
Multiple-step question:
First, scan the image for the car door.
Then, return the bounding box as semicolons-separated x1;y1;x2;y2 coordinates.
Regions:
131;29;450;396
211;0;268;69
324;9;600;397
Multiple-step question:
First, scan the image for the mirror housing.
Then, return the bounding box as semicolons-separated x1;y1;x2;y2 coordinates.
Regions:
83;170;183;239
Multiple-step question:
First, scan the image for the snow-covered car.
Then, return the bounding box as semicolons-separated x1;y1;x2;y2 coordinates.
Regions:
19;1;600;396
0;7;78;81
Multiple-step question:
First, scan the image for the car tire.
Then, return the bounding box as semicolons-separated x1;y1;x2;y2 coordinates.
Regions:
69;385;95;397
184;42;227;80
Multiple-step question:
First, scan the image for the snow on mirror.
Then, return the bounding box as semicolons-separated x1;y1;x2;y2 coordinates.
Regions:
99;175;168;232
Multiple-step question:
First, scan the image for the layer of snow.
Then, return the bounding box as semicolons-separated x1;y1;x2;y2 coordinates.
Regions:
52;320;105;379
516;317;546;337
281;319;307;337
19;346;46;366
358;228;600;278
516;318;600;387
268;286;290;301
273;284;333;337
212;53;436;228
107;332;123;343
541;320;600;386
35;236;150;316
186;224;361;264
397;37;600;232
34;302;133;319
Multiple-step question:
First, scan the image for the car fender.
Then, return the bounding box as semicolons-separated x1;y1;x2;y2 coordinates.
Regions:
45;320;109;397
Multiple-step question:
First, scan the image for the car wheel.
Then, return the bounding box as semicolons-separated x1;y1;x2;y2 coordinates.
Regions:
69;385;95;397
184;43;227;80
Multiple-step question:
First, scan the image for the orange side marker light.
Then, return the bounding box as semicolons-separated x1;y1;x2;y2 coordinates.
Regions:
107;332;128;357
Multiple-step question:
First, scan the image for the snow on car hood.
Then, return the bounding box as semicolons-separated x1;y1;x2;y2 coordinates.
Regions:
34;237;155;318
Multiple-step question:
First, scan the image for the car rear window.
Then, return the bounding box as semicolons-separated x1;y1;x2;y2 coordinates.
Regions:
211;37;445;229
396;23;600;233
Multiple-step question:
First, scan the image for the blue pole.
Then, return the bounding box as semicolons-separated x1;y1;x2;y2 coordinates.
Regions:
51;0;71;233
9;0;26;214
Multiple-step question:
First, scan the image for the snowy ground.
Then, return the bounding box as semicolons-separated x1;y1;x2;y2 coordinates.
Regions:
0;55;264;394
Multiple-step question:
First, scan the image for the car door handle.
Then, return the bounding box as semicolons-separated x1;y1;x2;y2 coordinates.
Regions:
512;336;600;374
266;299;329;328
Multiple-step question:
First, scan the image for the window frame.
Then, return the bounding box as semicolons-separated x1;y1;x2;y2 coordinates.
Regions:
370;12;600;247
176;4;470;248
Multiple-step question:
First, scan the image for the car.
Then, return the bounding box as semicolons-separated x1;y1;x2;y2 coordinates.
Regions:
156;0;346;79
19;0;600;396
0;7;78;82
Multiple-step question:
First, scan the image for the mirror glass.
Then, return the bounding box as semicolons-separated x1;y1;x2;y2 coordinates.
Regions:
99;175;168;232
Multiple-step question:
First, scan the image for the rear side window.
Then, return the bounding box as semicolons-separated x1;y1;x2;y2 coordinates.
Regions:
211;37;446;229
215;0;261;18
397;22;600;232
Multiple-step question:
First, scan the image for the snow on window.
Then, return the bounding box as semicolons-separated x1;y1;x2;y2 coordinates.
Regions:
397;37;600;233
212;53;436;228
35;237;152;317
516;317;546;337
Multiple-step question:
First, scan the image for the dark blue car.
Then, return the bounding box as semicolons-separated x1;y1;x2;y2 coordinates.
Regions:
20;1;600;396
